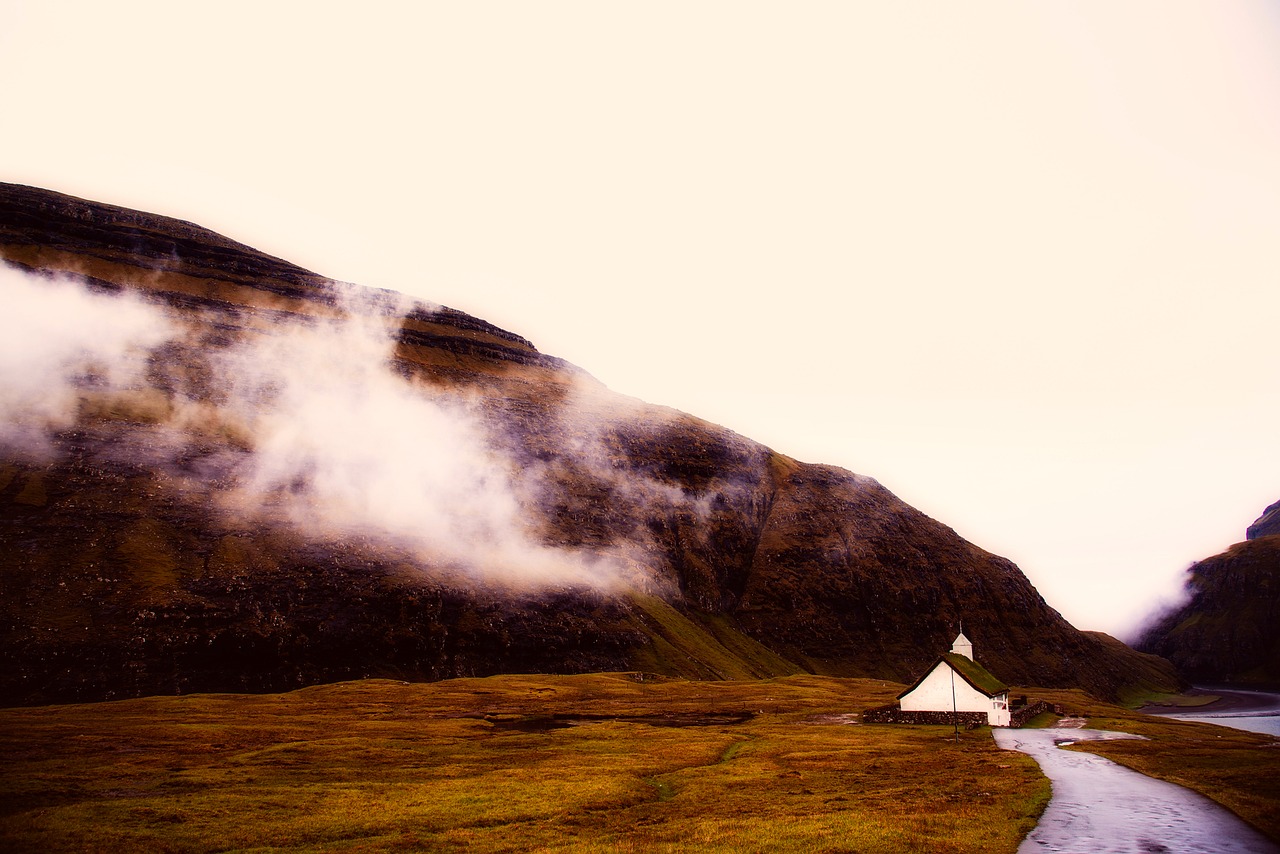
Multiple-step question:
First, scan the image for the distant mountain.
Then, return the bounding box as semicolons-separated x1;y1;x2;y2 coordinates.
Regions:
1136;504;1280;687
0;182;1178;705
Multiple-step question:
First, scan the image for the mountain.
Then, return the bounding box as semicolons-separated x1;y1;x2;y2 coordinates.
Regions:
0;182;1178;705
1247;500;1280;541
1135;505;1280;687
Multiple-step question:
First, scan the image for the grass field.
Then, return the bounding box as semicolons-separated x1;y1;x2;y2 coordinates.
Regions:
1;674;1047;852
1;675;1276;852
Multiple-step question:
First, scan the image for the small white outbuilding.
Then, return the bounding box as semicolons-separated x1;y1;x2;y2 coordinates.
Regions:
897;631;1011;727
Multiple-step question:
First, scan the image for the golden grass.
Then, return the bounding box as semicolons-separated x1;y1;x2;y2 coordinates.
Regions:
0;674;1049;853
627;596;801;680
5;676;1276;852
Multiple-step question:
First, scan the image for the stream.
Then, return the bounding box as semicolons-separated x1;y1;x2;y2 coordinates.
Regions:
992;727;1278;853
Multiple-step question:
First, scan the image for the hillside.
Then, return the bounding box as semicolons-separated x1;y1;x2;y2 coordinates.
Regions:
1136;516;1280;687
0;182;1178;705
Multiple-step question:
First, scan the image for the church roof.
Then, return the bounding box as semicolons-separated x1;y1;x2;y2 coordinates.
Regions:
896;652;1009;700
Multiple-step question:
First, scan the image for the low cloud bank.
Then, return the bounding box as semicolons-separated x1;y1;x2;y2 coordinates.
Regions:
0;268;177;456
0;269;651;590
210;285;625;588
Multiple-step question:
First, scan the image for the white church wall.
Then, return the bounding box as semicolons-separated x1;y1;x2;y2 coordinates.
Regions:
899;662;991;714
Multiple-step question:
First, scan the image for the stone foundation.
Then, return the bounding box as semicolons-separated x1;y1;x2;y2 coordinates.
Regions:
862;700;1064;728
861;703;987;728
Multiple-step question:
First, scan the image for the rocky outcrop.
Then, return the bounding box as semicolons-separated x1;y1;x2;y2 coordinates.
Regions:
1247;500;1280;541
1136;534;1280;687
0;182;1180;705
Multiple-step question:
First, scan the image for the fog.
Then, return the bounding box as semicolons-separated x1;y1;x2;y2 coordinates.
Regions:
0;269;177;456
0;269;654;591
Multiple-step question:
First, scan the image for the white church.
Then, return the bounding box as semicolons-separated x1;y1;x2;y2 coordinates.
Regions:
897;631;1012;727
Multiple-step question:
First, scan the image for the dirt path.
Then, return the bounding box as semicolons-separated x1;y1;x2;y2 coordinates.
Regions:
993;727;1278;853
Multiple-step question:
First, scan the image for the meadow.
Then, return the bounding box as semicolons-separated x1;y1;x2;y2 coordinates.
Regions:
1;674;1276;852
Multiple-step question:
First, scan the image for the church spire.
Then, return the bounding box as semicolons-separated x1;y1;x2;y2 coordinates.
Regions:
950;626;973;660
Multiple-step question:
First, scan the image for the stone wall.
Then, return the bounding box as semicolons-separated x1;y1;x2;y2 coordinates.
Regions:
862;700;1064;729
1009;700;1063;728
861;703;987;728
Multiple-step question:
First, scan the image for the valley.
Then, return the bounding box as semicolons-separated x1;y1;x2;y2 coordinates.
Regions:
3;181;1278;850
2;675;1277;852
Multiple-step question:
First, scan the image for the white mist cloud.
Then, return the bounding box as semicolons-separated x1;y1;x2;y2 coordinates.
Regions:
0;267;177;456
0;268;662;592
551;375;716;521
211;288;624;588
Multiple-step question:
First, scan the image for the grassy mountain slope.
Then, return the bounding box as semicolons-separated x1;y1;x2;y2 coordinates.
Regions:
1136;534;1280;687
0;182;1178;704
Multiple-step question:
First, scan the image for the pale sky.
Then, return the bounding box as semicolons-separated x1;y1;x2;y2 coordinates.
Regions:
4;1;1279;638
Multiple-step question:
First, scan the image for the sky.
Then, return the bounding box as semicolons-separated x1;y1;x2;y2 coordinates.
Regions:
3;1;1279;639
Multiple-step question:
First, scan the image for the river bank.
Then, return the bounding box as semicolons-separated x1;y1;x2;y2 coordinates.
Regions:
1141;688;1280;737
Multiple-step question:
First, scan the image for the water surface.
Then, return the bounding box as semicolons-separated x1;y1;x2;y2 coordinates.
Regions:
1154;689;1280;737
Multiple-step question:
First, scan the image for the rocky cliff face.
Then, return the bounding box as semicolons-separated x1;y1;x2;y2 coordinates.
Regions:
1136;507;1280;687
1247;500;1280;541
0;182;1178;705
